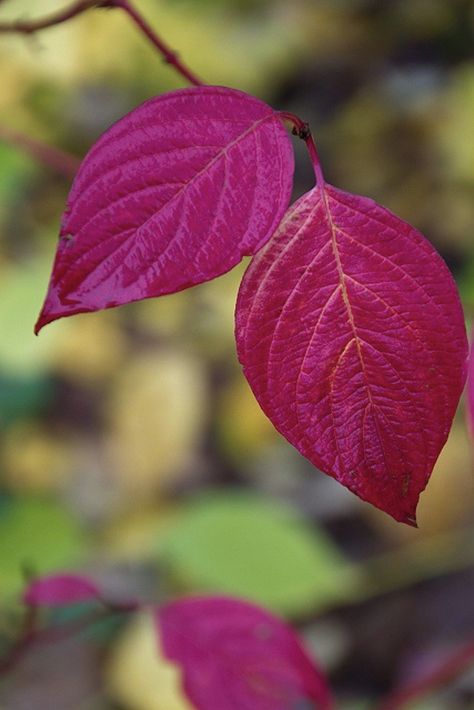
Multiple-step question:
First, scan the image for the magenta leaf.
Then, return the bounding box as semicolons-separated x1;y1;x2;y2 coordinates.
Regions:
468;330;474;439
23;574;100;607
157;596;333;710
36;86;294;332
236;182;468;524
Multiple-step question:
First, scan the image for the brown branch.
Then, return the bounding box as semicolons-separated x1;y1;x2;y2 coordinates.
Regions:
376;641;474;710
0;0;106;33
0;0;203;86
0;123;80;178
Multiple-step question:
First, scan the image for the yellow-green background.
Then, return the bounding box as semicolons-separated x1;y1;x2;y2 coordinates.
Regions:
0;0;473;707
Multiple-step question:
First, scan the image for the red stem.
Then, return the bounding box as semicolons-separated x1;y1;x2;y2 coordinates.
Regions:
376;641;474;710
0;123;80;178
116;0;203;86
0;600;139;676
278;111;325;188
0;605;37;676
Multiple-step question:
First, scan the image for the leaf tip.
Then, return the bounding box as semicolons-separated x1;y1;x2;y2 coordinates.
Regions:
34;307;53;335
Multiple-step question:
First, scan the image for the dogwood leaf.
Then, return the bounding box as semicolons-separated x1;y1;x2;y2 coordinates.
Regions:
23;574;100;607
467;330;474;439
36;86;294;332
157;596;333;710
236;180;468;524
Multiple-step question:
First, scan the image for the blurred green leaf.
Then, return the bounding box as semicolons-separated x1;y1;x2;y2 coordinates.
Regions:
161;491;356;617
0;144;33;209
0;496;88;601
0;259;63;376
458;258;474;309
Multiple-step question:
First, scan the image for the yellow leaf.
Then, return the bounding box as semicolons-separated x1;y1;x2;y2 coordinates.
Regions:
104;350;206;505
2;422;69;493
106;612;195;710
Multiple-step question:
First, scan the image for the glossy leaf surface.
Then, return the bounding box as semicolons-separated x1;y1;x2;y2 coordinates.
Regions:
468;330;474;439
36;86;294;332
157;596;333;710
23;573;100;607
236;183;468;523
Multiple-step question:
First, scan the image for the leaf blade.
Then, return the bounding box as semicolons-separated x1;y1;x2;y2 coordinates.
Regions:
236;184;468;523
468;329;474;439
157;596;333;710
36;86;294;332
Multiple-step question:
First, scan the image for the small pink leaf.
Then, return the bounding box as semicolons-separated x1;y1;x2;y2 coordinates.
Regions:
467;330;474;439
236;183;468;524
23;574;100;607
36;86;294;332
157;596;333;710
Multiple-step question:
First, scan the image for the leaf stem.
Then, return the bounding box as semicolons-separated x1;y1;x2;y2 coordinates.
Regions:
375;640;474;710
278;111;325;188
305;132;325;188
0;0;203;86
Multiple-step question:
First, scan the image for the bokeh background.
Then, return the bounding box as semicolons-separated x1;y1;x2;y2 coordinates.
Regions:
0;0;473;707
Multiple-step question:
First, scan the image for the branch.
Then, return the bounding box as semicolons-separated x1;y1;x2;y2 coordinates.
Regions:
118;0;203;86
0;603;135;676
0;123;80;178
0;0;104;33
0;0;203;86
376;641;474;710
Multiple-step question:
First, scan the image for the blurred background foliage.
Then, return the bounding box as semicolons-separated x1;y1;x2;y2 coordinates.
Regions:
0;0;473;707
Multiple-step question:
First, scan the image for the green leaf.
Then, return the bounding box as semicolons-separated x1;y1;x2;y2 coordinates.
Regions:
0;144;33;209
458;257;474;308
160;491;356;617
0;497;88;601
0;259;63;376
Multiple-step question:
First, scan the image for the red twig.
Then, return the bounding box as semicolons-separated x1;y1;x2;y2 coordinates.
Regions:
0;123;80;178
0;605;126;676
116;0;202;86
0;605;37;676
278;111;325;187
376;641;474;710
0;0;203;86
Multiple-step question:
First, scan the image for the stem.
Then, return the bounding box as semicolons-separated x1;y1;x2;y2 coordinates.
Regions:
0;0;103;33
305;133;325;188
0;603;134;676
0;123;80;178
376;641;474;710
0;0;203;86
278;111;325;188
0;605;37;676
116;0;203;86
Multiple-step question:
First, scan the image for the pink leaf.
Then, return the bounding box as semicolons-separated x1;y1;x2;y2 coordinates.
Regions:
157;596;333;710
36;86;294;332
236;182;468;524
468;330;474;439
23;574;100;607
